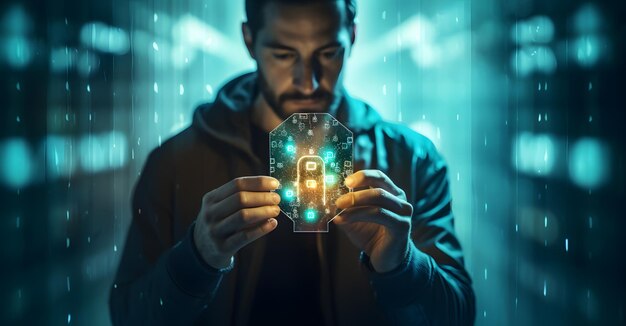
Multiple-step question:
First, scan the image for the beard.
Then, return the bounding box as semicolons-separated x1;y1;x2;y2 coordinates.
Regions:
256;68;336;120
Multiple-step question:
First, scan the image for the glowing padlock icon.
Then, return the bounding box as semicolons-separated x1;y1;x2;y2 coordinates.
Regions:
269;113;353;232
297;155;326;206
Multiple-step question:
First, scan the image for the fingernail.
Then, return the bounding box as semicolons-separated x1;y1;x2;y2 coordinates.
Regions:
272;193;281;204
344;176;354;187
270;179;280;188
268;218;278;227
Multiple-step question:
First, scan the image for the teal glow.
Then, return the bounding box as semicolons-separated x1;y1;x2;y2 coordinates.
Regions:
511;16;555;45
304;209;317;223
568;138;610;189
513;132;556;176
3;36;33;68
574;4;601;34
43;135;75;178
0;138;33;188
1;6;34;69
78;131;128;173
286;143;296;154
284;189;295;201
322;150;335;163
324;175;336;185
575;35;602;67
79;22;130;55
511;46;557;76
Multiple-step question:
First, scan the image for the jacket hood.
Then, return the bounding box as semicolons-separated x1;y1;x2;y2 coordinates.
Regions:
192;72;383;162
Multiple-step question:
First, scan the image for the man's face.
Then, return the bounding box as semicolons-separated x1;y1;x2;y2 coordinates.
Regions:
245;1;354;119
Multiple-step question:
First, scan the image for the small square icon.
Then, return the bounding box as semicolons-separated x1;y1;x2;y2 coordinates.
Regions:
305;161;317;170
306;180;317;188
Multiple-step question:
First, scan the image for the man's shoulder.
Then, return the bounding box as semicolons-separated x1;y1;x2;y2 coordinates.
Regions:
374;119;440;161
142;123;211;172
346;96;438;157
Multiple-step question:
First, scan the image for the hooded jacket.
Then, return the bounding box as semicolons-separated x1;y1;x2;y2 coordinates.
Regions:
109;72;475;325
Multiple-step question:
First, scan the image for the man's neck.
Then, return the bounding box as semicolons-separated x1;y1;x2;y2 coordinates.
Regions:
251;94;283;133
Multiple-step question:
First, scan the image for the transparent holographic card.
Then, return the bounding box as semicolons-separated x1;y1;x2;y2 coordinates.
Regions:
269;113;354;232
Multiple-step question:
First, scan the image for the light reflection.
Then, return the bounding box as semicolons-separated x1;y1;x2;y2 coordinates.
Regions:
78;131;128;173
0;138;34;188
513;132;557;176
0;132;129;189
410;121;441;149
573;3;602;34
171;14;250;66
41;135;76;178
80;22;130;55
2;36;33;68
574;35;603;67
75;50;100;76
511;16;555;45
50;47;77;72
519;207;559;245
511;45;557;76
568;137;610;189
0;5;34;69
570;4;606;68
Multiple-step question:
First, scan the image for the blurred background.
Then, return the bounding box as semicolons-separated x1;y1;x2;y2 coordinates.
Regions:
1;0;624;325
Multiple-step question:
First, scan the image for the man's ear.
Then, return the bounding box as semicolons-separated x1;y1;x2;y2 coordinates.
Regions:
242;22;256;60
347;24;356;57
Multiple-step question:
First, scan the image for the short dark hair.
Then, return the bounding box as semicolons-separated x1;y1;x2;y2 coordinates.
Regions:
245;0;356;38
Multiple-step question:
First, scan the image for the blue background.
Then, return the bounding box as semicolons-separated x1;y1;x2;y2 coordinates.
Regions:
0;0;624;324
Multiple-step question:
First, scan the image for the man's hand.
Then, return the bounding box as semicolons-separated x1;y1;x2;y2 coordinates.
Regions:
193;176;281;269
334;170;413;273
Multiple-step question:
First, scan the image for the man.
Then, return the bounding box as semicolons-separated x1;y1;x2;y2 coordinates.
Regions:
109;0;475;325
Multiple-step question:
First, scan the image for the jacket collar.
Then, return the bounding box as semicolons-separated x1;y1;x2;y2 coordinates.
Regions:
193;72;382;161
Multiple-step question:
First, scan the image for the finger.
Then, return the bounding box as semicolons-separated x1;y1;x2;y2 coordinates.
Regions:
222;218;278;253
212;205;281;237
203;176;280;204
344;170;404;197
333;206;410;233
335;188;413;216
210;191;281;221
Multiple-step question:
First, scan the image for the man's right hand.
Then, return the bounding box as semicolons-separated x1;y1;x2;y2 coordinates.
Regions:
193;176;281;269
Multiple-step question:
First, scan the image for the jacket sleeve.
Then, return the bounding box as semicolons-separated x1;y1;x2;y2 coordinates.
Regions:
109;149;232;325
361;140;476;325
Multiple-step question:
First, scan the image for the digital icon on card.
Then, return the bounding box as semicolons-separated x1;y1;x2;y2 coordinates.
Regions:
270;113;353;232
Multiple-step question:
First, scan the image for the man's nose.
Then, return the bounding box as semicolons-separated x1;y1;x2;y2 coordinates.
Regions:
293;59;320;95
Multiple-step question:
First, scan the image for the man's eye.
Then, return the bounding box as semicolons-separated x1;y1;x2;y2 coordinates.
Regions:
321;49;343;60
272;53;295;60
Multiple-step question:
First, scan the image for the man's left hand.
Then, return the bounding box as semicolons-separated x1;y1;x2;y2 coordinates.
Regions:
334;170;413;273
